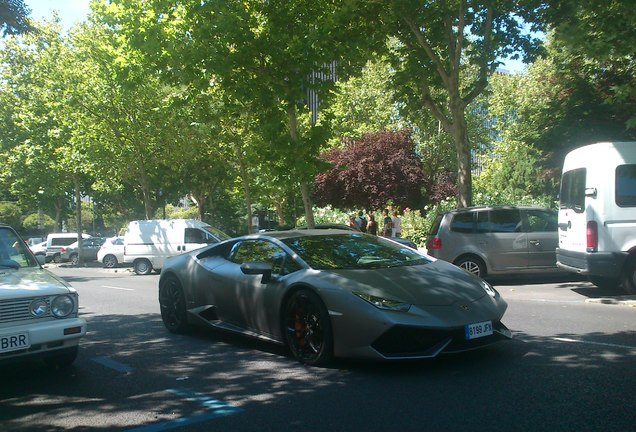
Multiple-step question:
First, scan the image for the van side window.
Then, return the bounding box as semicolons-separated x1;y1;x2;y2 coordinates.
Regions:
560;168;586;212
184;228;205;244
488;210;522;233
616;164;636;207
525;210;558;232
450;213;474;233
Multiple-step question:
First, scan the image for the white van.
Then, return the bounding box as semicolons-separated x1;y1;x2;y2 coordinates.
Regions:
46;232;91;263
556;142;636;293
123;219;231;275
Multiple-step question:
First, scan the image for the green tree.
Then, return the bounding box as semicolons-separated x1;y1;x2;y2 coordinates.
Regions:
353;0;545;207
0;0;33;36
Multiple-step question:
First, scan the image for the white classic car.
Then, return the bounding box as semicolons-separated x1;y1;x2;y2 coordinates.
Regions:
0;225;86;368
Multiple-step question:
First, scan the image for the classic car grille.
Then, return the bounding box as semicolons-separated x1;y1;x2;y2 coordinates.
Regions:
371;321;510;359
0;297;51;324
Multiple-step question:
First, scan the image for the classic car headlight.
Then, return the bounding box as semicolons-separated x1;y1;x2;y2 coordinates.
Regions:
30;298;49;317
51;295;75;318
354;292;411;312
483;281;497;298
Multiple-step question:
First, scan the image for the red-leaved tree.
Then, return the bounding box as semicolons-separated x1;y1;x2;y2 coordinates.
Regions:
314;130;425;210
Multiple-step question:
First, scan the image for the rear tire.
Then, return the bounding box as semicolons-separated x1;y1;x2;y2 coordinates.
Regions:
102;254;118;268
454;255;486;278
133;258;153;275
621;256;636;295
53;253;62;263
70;253;79;266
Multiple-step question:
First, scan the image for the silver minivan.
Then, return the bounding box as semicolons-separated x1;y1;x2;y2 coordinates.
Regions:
426;206;560;277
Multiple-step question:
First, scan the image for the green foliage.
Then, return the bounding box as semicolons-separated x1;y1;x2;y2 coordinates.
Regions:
162;204;199;221
0;201;21;227
22;212;55;232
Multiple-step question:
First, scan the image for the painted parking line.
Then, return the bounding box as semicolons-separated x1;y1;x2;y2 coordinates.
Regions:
552;337;636;350
92;356;135;373
101;285;135;291
125;388;243;432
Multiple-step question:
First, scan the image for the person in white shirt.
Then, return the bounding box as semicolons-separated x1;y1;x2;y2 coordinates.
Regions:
391;210;402;237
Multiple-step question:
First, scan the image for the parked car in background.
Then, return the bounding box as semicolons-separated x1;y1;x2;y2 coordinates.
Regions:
45;233;91;263
29;240;49;262
556;141;636;293
97;236;125;268
0;224;86;368
426;206;560;278
60;237;105;265
124;219;231;275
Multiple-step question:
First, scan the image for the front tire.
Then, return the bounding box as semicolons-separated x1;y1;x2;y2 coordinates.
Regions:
283;289;333;366
159;275;190;333
53;253;62;263
70;253;79;266
44;346;79;370
133;258;153;275
454;255;486;278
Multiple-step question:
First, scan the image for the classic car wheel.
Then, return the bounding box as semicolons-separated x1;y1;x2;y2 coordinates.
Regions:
44;346;78;370
159;275;190;333
70;253;79;265
102;254;118;268
284;289;333;366
133;258;153;275
454;255;486;278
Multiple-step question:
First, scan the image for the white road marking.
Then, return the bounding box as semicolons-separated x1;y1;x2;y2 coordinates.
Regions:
101;285;135;291
552;337;636;350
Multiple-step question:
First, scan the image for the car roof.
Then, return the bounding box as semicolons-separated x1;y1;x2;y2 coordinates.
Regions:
247;228;356;241
442;205;553;215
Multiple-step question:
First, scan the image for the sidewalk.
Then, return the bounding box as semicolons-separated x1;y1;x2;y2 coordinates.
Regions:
585;295;636;307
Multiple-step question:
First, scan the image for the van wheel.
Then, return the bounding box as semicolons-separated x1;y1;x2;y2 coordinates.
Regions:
134;259;153;275
621;257;636;295
454;256;486;278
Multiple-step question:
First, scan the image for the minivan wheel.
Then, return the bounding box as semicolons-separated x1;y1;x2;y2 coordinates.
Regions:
133;258;153;275
621;257;636;295
454;256;486;278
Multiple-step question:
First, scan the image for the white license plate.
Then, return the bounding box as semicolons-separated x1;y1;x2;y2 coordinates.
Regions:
0;332;30;353
464;321;493;340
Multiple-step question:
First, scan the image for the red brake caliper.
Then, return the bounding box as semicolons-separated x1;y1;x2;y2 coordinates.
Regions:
294;313;305;348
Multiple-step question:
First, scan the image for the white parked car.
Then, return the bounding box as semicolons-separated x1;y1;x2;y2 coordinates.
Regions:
29;240;49;262
0;224;86;368
97;236;125;268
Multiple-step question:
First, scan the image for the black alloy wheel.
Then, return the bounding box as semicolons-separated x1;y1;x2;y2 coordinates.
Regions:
284;289;333;366
159;275;190;333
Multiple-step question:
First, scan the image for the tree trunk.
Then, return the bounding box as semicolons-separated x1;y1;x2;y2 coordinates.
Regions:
287;104;315;228
73;174;83;266
449;108;472;208
235;144;253;233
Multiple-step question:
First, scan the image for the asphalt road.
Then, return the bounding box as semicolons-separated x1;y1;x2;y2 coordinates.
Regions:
1;265;634;432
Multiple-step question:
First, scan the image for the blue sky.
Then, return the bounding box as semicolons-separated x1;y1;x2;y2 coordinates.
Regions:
25;0;527;72
26;0;91;29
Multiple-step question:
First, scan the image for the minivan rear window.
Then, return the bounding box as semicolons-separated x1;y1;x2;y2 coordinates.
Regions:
616;164;636;207
560;168;586;213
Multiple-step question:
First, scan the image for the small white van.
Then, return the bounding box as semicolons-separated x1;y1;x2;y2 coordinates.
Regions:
556;142;636;293
123;219;231;275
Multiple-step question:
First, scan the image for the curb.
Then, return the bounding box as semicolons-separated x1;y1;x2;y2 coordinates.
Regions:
585;297;636;307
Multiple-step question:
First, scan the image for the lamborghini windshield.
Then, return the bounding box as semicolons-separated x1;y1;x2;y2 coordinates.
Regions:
281;233;430;270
